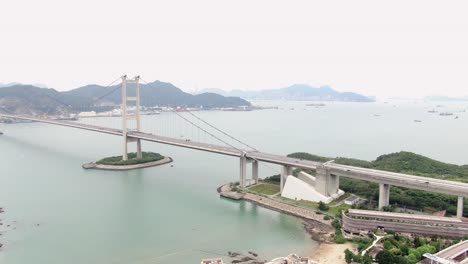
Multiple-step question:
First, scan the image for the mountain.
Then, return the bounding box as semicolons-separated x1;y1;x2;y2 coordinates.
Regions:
199;84;374;102
425;95;468;102
0;85;83;115
0;81;250;115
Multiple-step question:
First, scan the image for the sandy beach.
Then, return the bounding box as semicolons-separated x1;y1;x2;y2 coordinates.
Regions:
310;243;357;264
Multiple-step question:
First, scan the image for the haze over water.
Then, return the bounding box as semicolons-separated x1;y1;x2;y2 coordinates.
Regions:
0;101;467;264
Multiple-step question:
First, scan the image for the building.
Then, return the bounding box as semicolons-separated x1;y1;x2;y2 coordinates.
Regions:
344;195;361;206
201;258;224;264
267;254;319;264
78;111;97;117
343;209;468;238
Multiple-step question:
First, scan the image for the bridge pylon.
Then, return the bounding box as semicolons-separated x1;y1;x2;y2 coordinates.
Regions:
121;75;142;161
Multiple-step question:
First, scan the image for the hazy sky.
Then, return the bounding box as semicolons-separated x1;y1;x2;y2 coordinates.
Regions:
1;0;467;98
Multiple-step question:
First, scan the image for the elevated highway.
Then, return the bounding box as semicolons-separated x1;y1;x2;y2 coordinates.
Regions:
1;113;468;217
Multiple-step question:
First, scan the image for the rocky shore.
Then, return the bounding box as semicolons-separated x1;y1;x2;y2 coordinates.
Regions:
218;184;335;243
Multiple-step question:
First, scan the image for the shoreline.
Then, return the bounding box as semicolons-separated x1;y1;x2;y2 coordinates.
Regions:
82;156;173;171
217;183;356;263
310;243;357;264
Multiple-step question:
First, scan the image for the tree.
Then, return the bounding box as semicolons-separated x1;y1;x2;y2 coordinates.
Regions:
375;250;395;264
318;201;329;211
383;240;393;250
362;254;373;264
344;249;353;264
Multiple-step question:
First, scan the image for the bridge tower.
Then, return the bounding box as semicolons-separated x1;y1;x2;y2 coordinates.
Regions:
121;75;143;161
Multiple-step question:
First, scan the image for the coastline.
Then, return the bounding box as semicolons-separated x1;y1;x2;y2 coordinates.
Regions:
217;184;346;262
82;156;173;171
310;243;357;264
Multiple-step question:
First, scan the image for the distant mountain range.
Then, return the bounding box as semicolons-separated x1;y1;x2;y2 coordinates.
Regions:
0;81;250;115
199;84;374;102
425;95;468;102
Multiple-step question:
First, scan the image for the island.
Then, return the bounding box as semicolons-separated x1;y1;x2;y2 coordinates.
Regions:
83;152;172;170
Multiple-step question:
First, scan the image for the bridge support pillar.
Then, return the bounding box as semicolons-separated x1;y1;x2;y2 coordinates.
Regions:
379;183;390;210
252;160;259;185
457;196;464;218
315;165;339;197
239;156;247;188
136;139;142;159
280;165;293;192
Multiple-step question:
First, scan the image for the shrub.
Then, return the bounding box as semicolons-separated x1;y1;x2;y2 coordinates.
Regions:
318;201;330;211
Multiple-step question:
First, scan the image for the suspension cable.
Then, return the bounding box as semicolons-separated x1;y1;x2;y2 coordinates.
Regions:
186;111;258;151
140;78;259;151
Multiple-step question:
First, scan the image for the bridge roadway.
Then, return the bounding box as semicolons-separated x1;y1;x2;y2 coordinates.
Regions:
2;114;468;199
430;240;468;263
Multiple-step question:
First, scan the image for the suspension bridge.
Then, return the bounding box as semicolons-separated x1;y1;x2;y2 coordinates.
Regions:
1;75;468;218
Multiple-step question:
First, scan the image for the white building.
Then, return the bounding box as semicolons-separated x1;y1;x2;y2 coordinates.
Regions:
78;111;97;117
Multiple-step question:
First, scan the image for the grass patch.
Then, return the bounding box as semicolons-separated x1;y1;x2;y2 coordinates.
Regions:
275;195;351;215
249;183;280;195
96;152;164;166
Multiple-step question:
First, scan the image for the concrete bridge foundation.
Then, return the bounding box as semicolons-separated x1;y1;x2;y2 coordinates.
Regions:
379;183;390;210
239;157;259;188
280;165;293;192
458;196;464;218
315;165;340;197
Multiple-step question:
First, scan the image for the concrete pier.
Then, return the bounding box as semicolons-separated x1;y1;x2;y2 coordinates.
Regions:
379;183;390;210
458;196;464;218
239;156;247;188
280;165;293;192
136;139;142;159
252;160;259;184
315;166;340;197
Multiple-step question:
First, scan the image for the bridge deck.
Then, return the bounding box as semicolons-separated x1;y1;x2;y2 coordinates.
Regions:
2;114;468;198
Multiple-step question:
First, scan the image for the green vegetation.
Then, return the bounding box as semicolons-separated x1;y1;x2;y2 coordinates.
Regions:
274;195;351;216
343;232;462;264
96;152;164;166
318;201;330;211
288;151;468;216
248;183;280;195
262;174;281;184
331;219;346;244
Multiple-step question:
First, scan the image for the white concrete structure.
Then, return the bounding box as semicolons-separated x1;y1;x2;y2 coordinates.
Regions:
282;175;333;203
78;111;96;117
267;254;318;264
281;172;344;203
379;183;390;209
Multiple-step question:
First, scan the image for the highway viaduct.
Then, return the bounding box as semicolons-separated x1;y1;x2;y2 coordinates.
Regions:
1;113;468;218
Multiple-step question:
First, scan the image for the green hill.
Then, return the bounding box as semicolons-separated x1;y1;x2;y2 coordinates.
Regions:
288;151;468;216
0;81;250;115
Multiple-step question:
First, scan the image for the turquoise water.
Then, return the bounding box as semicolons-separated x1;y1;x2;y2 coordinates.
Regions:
0;101;467;263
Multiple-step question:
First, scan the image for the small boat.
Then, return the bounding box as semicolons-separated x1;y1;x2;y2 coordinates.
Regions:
440;112;454;116
306;103;326;107
374;114;381;117
428;109;437;113
414;120;422;123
